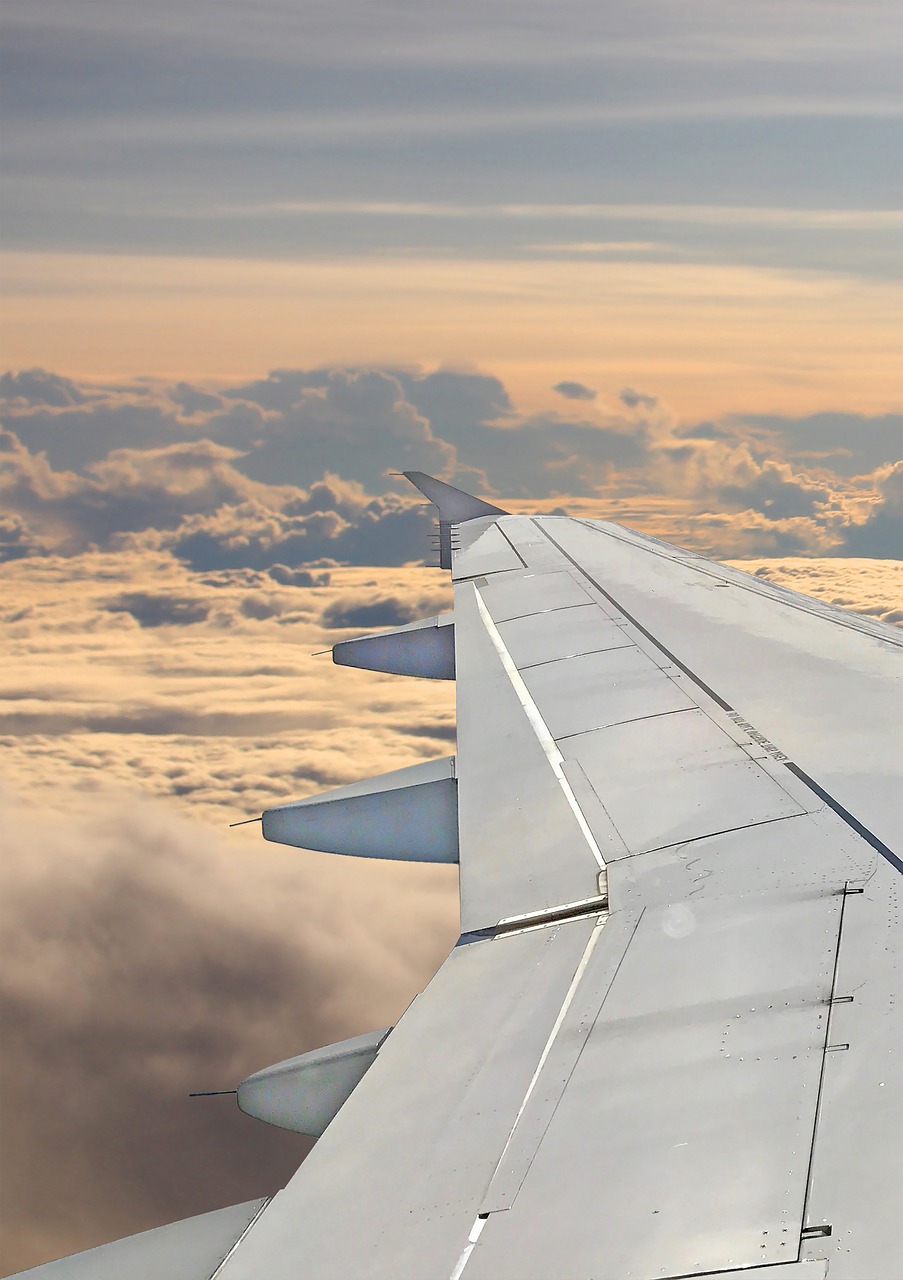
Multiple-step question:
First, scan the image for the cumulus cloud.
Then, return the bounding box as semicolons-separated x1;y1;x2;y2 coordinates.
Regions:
0;511;44;562
733;557;903;626
731;410;903;479
321;591;449;630
0;550;459;1272
224;368;456;491
655;443;834;523
1;367;456;489
0;368;89;408
0;428;439;568
106;591;212;627
0;553;455;822
552;380;597;401
0;430;265;554
832;460;903;558
1;381;212;473
384;368;513;437
4;364;901;561
170;492;435;573
267;565;332;588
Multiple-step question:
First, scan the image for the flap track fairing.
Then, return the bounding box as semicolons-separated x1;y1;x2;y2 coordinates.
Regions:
333;613;455;680
262;757;458;862
238;1028;391;1136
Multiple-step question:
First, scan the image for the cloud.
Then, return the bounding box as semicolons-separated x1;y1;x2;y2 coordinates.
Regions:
733;556;903;626
225;369;456;492
619;387;659;410
2;368;456;491
0;428;439;567
2;365;901;563
0;430;265;553
267;565;331;588
0;552;456;823
392;369;513;436
833;460;903;558
729;410;903;478
0;367;88;408
321;593;445;630
0;551;460;1272
0;511;44;562
1;382;217;473
0;786;458;1273
552;381;597;401
699;455;831;520
674;421;733;441
106;591;211;627
170;494;435;572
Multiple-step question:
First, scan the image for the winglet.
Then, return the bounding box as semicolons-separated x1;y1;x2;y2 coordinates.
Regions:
403;472;507;522
403;472;507;568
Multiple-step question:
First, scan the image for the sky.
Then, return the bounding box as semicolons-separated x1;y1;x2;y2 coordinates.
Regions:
0;0;901;1273
2;0;902;412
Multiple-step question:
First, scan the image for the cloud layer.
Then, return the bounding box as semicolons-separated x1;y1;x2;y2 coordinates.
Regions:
3;364;902;565
1;544;900;1274
0;785;459;1274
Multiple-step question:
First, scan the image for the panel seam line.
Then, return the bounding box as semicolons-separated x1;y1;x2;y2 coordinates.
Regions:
799;887;850;1250
472;583;607;872
534;519;734;712
484;918;607;1188
448;917;608;1280
209;1198;271;1278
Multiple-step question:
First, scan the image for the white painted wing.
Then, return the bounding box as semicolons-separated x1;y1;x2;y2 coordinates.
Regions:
211;507;901;1280
23;494;902;1280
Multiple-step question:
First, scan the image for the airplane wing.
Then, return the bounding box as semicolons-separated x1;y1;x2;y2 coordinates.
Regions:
18;475;902;1280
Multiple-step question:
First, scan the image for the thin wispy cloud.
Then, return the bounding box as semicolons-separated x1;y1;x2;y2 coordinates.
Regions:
5;0;897;65
207;202;903;230
12;96;902;158
4;0;899;288
528;242;676;255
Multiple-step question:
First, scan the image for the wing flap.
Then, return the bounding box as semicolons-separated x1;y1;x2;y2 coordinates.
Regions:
466;888;845;1280
216;915;607;1280
800;856;903;1278
13;1200;267;1280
